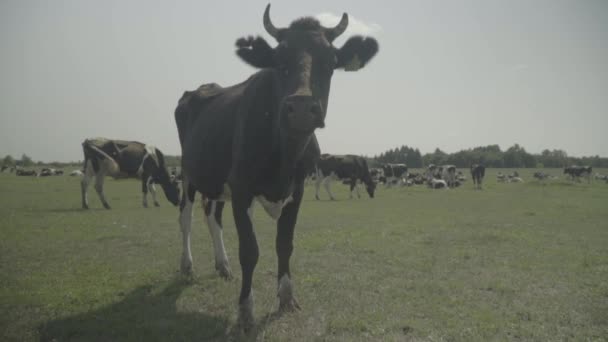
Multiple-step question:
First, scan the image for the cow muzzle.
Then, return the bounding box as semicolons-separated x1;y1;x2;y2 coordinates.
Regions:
283;95;325;133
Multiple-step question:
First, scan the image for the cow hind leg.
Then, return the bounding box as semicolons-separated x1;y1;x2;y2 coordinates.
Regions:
323;177;336;200
179;180;196;275
204;199;232;279
94;173;111;209
81;162;94;209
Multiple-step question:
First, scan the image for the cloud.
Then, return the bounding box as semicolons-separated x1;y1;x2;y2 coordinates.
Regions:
316;12;382;36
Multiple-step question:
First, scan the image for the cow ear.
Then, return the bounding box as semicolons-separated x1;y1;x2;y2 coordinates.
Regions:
236;35;276;68
335;36;378;71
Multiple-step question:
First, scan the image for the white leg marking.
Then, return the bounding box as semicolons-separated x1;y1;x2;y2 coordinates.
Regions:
149;180;159;206
81;160;94;208
314;170;323;199
278;274;300;311
323;176;335;200
179;197;194;275
205;200;231;279
238;291;255;330
94;171;110;209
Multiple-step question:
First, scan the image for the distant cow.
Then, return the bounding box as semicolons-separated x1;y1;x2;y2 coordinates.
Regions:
315;154;375;200
564;165;592;183
439;165;457;188
70;170;84;177
39;168;63;177
382;163;408;187
428;178;448;189
16;169;37;176
81;138;180;209
470;164;485;189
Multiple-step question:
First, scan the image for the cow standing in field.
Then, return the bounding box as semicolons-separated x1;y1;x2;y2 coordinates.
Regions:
314;154;375;200
174;4;378;331
470;164;485;189
564;165;592;183
80;138;180;209
382;163;408;187
439;165;457;188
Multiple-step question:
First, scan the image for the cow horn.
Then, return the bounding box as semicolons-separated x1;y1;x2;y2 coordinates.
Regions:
263;4;280;40
326;13;349;42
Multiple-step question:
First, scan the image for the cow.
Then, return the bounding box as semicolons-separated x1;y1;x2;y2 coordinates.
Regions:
382;163;408;187
439;165;457;188
39;168;63;176
564;165;592;183
470;164;485;190
314;154;375;200
428;178;448;189
173;4;378;331
70;170;84;177
80;138;180;209
16;169;37;176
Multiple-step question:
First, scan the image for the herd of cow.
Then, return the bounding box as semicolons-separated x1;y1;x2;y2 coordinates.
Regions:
0;5;605;332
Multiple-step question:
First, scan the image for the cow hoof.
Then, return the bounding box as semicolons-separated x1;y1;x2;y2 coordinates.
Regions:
154;202;160;207
180;258;193;276
278;275;301;312
216;262;233;280
238;294;255;333
315;195;320;200
82;204;89;210
143;203;148;208
103;203;111;210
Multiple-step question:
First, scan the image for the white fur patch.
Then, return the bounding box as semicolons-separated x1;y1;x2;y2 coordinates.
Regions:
255;195;293;220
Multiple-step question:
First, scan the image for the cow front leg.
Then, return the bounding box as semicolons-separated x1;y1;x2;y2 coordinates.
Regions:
204;200;232;279
149;181;160;207
94;173;111;209
314;171;322;200
276;180;304;312
81;163;93;209
232;193;257;331
179;180;196;275
142;176;149;208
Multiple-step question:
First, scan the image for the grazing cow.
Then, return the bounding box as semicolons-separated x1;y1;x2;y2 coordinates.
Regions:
39;168;63;176
428;178;448;189
439;165;457;188
174;4;378;330
470;164;485;189
16;169;37;176
70;170;83;177
80;138;180;209
382;163;408;187
564;165;592;183
314;154;375;200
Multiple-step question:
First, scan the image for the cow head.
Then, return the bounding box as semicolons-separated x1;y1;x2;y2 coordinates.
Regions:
365;181;376;198
236;4;378;148
162;179;181;206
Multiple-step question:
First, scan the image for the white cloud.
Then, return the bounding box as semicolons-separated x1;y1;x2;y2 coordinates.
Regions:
316;12;382;36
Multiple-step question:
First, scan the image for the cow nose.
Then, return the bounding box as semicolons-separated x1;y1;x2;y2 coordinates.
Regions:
284;95;324;131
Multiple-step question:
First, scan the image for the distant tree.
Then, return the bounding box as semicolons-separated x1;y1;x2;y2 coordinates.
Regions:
2;155;15;166
20;154;34;167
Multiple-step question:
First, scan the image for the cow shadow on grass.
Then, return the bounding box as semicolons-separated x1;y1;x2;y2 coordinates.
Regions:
39;278;230;342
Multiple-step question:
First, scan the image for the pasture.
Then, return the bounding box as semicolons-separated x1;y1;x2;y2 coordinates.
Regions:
1;169;607;341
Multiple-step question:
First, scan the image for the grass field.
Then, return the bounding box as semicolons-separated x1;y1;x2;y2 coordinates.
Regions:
1;169;607;341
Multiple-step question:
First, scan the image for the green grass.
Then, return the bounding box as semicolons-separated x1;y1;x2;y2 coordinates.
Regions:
1;169;607;341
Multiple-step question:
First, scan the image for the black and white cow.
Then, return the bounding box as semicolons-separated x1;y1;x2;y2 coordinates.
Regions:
314;154;375;200
173;4;378;331
80;138;180;209
16;169;37;176
564;165;592;183
470;164;485;190
439;165;457;188
382;163;408;187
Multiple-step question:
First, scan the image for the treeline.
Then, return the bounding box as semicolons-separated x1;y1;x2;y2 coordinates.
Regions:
373;144;608;168
1;154;182;169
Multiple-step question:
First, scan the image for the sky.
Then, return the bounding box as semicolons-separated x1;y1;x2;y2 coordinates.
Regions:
1;0;607;162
